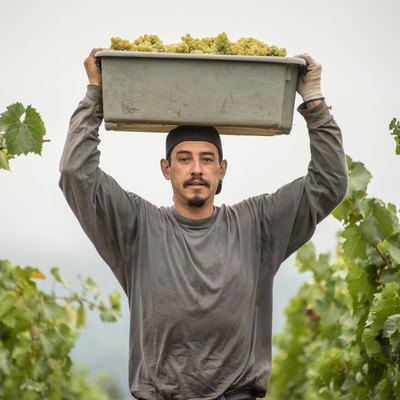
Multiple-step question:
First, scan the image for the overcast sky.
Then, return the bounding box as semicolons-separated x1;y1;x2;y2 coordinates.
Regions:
1;0;399;396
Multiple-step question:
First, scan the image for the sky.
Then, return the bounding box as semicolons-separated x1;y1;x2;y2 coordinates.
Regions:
1;0;400;397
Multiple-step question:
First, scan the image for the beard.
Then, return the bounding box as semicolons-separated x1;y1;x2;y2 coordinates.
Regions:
183;176;210;208
187;195;207;208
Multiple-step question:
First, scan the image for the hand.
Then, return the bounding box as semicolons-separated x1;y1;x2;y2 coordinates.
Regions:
294;53;324;103
84;48;103;87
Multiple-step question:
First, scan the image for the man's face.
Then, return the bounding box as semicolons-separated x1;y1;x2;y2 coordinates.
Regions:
161;141;227;210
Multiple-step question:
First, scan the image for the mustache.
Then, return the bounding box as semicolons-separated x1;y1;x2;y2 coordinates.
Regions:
183;176;211;188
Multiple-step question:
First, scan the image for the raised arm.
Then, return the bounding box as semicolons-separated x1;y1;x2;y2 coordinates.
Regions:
295;53;348;218
59;49;139;290
258;54;348;266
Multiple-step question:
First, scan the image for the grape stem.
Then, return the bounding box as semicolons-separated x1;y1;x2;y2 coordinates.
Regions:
55;295;101;309
17;290;39;360
376;246;394;274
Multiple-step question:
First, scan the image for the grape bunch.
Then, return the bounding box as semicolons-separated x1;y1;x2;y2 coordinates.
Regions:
110;34;165;52
108;33;287;57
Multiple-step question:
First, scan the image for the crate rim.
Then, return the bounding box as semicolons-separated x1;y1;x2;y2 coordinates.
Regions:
95;50;307;66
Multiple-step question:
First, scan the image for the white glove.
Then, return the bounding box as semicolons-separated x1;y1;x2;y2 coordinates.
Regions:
294;53;324;103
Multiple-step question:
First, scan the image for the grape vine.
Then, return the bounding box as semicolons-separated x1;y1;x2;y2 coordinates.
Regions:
0;260;122;399
267;152;400;399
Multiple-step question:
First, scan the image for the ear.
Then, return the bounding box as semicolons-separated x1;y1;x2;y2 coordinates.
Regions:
160;158;170;180
219;159;228;181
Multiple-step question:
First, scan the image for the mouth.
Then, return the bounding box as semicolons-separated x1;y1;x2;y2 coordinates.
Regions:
183;177;210;189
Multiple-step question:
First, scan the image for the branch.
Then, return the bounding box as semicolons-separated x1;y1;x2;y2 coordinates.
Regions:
17;291;39;360
375;246;394;274
56;295;98;309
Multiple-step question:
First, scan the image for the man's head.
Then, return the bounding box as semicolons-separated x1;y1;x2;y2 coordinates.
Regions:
160;126;227;215
165;126;223;162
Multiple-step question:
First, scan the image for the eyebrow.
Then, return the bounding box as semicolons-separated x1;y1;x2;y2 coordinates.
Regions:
175;150;216;157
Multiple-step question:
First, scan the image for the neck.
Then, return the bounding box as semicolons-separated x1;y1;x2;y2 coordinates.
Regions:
173;201;215;219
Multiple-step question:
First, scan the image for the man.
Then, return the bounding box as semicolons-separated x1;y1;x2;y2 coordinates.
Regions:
59;48;348;400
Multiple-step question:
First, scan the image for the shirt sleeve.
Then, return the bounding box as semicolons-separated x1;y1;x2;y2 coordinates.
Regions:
59;85;140;291
259;100;348;268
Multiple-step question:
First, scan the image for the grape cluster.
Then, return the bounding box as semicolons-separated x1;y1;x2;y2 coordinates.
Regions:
110;34;165;52
108;33;286;57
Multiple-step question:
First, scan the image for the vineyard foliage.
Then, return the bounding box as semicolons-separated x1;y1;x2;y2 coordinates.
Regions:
1;104;124;399
0;102;46;171
0;260;122;399
267;155;400;400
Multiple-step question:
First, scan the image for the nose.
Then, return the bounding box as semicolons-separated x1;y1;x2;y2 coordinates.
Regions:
191;158;203;175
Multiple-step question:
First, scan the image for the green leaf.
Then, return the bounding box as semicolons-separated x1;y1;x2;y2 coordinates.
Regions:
387;233;400;264
32;357;53;381
0;291;18;319
0;103;25;131
389;118;400;134
20;379;47;395
57;301;77;325
342;224;367;261
347;264;378;313
344;156;372;201
0;292;32;332
383;314;400;338
0;346;10;376
40;328;65;359
109;290;121;308
3;307;32;331
395;136;400;155
368;299;400;356
79;276;100;299
0;148;13;171
50;267;70;290
98;302;121;322
1;103;46;156
360;200;396;247
57;323;77;355
11;339;32;369
390;118;400;155
41;294;62;321
312;253;331;281
376;374;395;399
363;327;380;357
380;281;399;300
76;304;86;328
0;260;18;290
295;241;316;272
382;314;400;349
387;203;398;216
332;198;351;221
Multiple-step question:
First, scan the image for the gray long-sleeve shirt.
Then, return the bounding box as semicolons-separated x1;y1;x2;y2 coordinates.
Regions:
59;85;348;400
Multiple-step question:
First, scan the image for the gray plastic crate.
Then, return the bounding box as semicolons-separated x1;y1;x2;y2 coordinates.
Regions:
96;51;306;136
